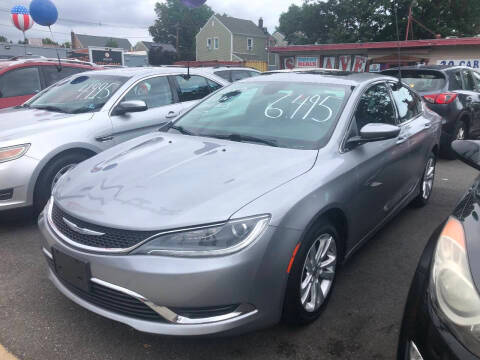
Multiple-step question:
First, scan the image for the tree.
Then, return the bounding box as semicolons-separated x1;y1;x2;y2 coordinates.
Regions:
105;38;119;48
42;38;59;46
278;0;480;45
18;39;28;45
149;0;214;60
62;42;71;48
0;35;8;43
148;45;177;65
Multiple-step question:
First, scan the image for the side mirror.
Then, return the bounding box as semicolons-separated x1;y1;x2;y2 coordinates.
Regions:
346;123;401;148
452;140;480;171
113;100;147;116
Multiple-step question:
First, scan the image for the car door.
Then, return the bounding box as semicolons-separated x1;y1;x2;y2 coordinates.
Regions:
388;82;430;191
469;70;480;136
109;75;183;144
170;74;220;112
345;82;411;239
458;69;480;135
0;66;41;108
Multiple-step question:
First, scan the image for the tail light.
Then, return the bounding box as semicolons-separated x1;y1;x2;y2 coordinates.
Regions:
423;93;458;104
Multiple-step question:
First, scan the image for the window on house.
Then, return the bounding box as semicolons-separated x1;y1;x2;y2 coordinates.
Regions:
214;37;219;49
207;38;212;49
247;38;253;51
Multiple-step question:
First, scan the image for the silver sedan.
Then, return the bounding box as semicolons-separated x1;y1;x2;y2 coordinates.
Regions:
39;71;441;336
0;67;228;212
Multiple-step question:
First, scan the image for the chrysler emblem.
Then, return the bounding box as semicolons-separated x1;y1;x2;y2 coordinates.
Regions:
63;217;105;236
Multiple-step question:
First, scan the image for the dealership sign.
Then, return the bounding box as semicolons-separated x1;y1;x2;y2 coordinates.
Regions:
339;55;352;71
437;59;480;68
296;56;319;68
284;57;295;69
89;47;124;66
323;56;336;69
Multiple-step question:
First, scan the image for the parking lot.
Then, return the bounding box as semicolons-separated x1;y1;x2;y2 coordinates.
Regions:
0;159;476;360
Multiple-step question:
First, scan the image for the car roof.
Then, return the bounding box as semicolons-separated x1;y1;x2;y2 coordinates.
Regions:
74;66;231;80
0;57;96;69
382;65;475;72
192;66;260;73
253;70;394;86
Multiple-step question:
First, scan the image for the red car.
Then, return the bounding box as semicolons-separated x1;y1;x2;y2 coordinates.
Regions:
0;58;98;109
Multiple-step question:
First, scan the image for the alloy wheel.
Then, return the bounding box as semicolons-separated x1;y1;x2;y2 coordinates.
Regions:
422;157;435;200
300;233;337;312
51;164;76;191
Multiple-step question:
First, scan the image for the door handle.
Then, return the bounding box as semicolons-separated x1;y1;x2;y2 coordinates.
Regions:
96;135;114;142
467;96;474;103
424;122;432;129
396;136;407;144
165;111;178;119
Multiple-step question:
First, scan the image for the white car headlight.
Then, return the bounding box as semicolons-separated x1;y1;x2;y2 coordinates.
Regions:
431;217;480;356
132;215;270;257
0;144;30;163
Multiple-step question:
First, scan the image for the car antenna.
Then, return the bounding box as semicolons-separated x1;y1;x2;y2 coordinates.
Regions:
186;61;191;80
394;2;402;86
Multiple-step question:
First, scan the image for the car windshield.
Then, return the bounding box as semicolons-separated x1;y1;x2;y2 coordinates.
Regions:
384;70;446;92
27;74;129;114
168;81;350;150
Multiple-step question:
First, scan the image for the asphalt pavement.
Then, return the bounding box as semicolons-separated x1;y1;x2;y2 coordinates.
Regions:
0;159;478;360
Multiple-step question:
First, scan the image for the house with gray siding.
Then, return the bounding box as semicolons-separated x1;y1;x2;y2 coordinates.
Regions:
196;15;269;62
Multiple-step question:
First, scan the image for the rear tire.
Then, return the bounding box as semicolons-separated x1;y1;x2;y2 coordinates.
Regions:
411;152;436;208
282;220;342;326
33;152;91;214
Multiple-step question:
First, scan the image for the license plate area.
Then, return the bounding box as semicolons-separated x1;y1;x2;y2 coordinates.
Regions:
52;248;91;292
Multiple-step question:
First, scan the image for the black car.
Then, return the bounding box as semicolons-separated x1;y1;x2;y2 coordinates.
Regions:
382;66;480;158
398;139;480;359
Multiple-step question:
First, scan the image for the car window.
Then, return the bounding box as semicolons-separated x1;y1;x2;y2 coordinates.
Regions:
213;70;231;82
43;66;90;87
170;81;350;150
389;83;420;124
382;70;446;92
123;76;173;109
462;70;475;91
472;71;480;92
248;71;260;78
231;70;251;82
174;75;212;102
354;83;396;132
0;67;41;97
207;79;222;92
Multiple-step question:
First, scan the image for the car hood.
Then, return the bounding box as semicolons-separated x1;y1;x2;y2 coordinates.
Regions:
0;107;93;143
54;133;318;231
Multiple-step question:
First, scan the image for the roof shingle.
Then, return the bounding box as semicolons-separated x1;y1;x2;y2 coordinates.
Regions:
76;34;132;51
216;15;267;38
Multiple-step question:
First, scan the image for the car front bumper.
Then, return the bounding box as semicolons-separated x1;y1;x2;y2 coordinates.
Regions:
38;209;300;336
0;155;38;210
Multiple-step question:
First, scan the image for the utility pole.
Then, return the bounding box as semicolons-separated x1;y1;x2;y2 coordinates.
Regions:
175;22;180;53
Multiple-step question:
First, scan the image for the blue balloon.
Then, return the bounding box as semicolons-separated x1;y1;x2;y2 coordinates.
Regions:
180;0;207;8
29;0;58;27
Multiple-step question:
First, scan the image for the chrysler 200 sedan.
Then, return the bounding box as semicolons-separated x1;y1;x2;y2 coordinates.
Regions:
39;71;442;335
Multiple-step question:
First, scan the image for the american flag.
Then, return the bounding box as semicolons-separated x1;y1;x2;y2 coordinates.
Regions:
11;5;34;32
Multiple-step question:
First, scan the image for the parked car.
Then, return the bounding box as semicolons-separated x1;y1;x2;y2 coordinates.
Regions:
382;65;480;158
397;139;480;360
0;67;228;213
39;71;441;336
200;66;260;82
0;58;98;109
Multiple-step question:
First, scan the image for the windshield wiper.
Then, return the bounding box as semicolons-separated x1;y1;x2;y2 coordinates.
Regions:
71;103;104;114
14;103;31;109
169;125;195;136
208;133;278;147
31;105;67;113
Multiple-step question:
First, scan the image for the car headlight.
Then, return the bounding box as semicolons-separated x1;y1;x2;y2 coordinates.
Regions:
132;215;270;257
0;144;30;163
430;217;480;356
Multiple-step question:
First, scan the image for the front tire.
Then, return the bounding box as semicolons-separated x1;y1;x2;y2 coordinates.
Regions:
282;220;341;326
33;152;91;214
411;152;436;208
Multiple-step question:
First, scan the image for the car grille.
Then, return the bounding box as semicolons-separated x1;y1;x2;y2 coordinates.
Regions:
51;203;159;250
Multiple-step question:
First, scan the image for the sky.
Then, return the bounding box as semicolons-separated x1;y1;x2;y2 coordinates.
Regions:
0;0;304;46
